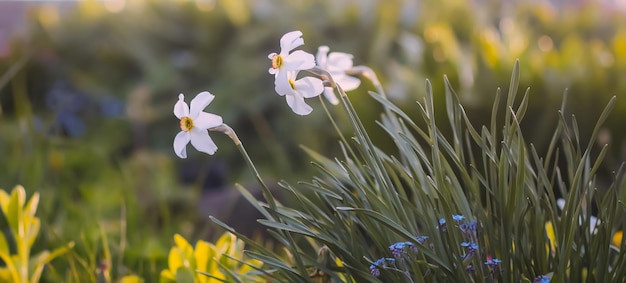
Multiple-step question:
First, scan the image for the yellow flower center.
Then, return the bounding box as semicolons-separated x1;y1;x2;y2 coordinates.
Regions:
272;54;283;69
180;116;194;132
289;79;296;90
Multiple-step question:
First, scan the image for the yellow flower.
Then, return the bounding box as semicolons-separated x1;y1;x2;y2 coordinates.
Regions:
545;221;557;254
613;230;623;247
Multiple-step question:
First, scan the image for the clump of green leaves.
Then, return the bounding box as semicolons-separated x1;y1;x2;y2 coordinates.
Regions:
159;231;264;283
0;185;74;283
213;61;626;282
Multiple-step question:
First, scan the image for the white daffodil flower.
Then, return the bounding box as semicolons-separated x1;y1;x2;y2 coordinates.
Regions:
316;45;361;105
268;31;316;88
275;70;323;115
557;198;600;234
173;92;223;158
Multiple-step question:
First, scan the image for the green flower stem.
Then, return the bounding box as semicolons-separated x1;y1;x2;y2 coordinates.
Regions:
313;65;403;214
309;66;362;162
209;124;278;213
335;83;394;192
317;94;360;162
210;123;309;278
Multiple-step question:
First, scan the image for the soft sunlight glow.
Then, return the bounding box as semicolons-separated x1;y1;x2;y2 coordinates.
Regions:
538;35;553;52
196;0;216;11
104;0;126;13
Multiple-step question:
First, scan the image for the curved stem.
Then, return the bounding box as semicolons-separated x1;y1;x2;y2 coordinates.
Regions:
317;95;360;161
209;124;278;213
347;65;387;99
210;124;309;278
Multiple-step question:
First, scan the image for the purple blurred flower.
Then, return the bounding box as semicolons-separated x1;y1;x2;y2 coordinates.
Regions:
485;258;502;267
369;257;395;277
389;241;417;258
415;235;429;245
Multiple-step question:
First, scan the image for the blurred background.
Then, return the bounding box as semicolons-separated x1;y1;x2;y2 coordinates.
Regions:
1;0;625;281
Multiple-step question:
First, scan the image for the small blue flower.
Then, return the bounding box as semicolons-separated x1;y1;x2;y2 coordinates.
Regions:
415;235;429;244
452;214;465;222
460;242;479;259
438;217;447;232
461;242;478;251
533;275;551;283
460;221;478;236
485;258;502;266
389;241;417;258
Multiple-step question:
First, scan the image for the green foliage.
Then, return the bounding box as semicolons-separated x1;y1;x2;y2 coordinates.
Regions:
2;1;626;282
214;61;626;282
0;185;73;283
159;232;264;283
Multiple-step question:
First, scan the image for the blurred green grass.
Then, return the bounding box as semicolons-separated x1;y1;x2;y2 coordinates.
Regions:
0;0;625;281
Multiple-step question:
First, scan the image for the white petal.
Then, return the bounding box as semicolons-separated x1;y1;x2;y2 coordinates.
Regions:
174;94;189;119
268;53;279;74
336;75;361;92
194;112;223;130
173;131;191;158
283;50;315;71
316;46;329;68
190;128;218;155
328;52;354;70
189;91;215;118
322;87;339;105
285;92;313;115
294;76;323;98
274;71;294;96
280;30;304;53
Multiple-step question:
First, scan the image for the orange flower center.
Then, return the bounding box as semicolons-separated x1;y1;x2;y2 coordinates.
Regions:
180;116;194;132
271;55;283;69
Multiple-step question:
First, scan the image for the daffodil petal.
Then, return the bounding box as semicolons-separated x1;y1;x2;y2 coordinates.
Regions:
190;129;218;155
284;50;315;70
274;72;293;96
194;112;223;130
189;91;215;118
294;76;323;98
316;46;329;68
322;88;339;105
285;92;313;115
328;52;354;70
280;30;304;53
336;75;361;92
174;131;191;158
174;94;189;119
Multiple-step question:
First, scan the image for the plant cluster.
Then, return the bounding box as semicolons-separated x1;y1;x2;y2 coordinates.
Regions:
1;1;626;282
166;31;626;282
